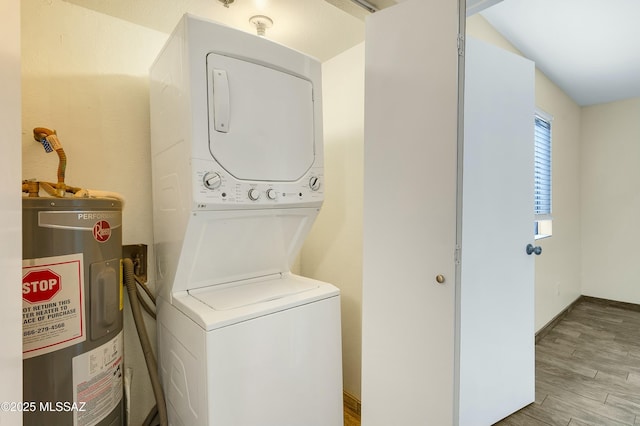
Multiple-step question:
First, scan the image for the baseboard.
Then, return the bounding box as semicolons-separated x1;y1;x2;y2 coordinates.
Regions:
343;391;361;416
535;295;640;344
535;295;583;344
580;295;640;312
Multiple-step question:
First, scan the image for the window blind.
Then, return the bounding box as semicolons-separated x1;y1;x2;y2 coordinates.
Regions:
534;115;552;216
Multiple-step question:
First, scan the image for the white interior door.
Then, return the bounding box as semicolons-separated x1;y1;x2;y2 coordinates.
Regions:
458;37;536;425
361;0;460;424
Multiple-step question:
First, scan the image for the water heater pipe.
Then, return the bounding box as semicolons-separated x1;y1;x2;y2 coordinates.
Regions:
24;126;125;204
33;127;66;197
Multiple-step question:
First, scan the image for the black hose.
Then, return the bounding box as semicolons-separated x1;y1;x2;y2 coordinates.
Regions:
123;258;168;426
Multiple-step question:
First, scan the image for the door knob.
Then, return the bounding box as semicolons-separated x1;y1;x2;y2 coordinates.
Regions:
526;243;542;256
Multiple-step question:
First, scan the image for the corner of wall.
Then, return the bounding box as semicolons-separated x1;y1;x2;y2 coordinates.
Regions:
0;0;24;423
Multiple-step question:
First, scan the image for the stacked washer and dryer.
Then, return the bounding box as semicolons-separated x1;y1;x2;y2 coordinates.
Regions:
149;14;343;426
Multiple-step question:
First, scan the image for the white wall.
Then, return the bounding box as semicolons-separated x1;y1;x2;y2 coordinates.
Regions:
580;97;640;302
301;43;365;398
466;15;582;330
21;1;167;424
533;70;582;328
0;0;24;424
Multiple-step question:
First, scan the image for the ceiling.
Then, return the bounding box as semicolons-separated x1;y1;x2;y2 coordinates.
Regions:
481;0;640;106
62;0;637;106
62;0;396;62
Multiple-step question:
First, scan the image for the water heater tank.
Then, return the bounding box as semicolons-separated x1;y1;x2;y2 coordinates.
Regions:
22;197;124;426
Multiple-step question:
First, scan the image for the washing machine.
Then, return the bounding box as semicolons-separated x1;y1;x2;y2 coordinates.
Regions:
149;14;343;426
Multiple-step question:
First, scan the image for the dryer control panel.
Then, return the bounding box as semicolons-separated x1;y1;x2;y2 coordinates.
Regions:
192;158;323;209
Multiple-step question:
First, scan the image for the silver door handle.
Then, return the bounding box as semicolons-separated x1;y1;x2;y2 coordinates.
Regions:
526;243;542;256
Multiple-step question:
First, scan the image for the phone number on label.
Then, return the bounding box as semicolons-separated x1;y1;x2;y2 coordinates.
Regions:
23;322;65;337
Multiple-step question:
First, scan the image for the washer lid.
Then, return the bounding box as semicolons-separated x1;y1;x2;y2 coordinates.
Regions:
189;274;319;311
171;274;339;331
207;53;316;182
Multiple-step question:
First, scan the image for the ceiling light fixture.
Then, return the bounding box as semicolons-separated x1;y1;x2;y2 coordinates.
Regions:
249;15;273;36
218;0;235;8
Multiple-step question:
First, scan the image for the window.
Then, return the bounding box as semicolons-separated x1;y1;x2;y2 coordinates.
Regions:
534;110;552;239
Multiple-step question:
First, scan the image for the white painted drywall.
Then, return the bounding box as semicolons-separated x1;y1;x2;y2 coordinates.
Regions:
533;69;583;328
21;1;167;424
580;97;640;302
0;0;24;424
301;42;365;399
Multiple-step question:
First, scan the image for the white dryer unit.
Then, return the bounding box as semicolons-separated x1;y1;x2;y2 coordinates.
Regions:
149;14;343;426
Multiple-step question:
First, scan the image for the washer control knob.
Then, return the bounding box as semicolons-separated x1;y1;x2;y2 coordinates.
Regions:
266;189;277;200
203;172;222;190
248;188;261;201
309;176;321;191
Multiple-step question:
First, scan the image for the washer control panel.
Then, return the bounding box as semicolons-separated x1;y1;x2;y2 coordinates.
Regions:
192;159;323;209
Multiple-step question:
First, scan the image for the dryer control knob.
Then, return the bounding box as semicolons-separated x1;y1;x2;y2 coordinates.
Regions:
203;172;222;190
266;189;277;200
248;188;261;201
309;176;321;191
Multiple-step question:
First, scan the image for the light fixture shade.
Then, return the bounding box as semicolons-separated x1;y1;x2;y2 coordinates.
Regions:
249;15;273;36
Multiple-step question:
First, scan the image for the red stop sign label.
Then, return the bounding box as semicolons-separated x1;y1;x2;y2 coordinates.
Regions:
22;269;61;304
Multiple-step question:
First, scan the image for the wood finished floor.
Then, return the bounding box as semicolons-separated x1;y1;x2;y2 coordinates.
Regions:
344;405;361;426
497;298;640;425
344;298;640;425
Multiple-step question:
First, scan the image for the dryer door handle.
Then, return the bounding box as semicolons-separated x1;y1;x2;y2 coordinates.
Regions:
212;69;230;133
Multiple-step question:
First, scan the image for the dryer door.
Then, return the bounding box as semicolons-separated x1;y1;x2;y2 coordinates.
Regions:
207;53;315;182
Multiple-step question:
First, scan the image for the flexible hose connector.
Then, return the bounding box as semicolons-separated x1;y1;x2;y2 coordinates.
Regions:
33;127;67;197
123;258;168;426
